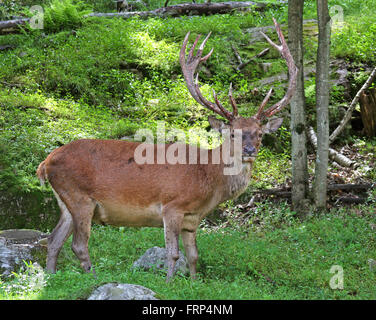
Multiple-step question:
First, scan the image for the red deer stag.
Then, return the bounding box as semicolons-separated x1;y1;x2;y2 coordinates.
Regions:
37;19;297;281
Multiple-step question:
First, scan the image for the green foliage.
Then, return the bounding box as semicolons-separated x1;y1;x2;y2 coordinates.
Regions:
43;0;92;33
0;89;114;192
0;262;48;300
0;0;31;20
328;0;376;62
332;18;376;62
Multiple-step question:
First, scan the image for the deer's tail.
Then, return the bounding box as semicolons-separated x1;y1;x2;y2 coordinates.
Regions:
36;160;48;186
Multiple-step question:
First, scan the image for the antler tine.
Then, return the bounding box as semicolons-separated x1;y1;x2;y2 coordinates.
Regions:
188;34;201;61
212;89;234;120
257;18;298;120
193;73;223;115
256;87;273;119
199;32;212;51
228;83;238;117
200;48;214;63
180;32;235;121
180;32;208;110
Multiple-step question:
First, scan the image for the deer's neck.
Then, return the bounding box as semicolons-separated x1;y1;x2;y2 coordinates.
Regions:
222;161;253;200
211;143;254;201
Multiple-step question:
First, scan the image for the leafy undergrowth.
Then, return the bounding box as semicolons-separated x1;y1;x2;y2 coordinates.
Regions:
1;205;375;300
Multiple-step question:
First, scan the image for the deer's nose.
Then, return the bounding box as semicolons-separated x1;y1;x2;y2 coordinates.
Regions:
243;146;256;156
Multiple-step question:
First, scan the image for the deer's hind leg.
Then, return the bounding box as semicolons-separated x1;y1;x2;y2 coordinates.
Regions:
51;186;97;275
46;189;74;273
67;197;96;275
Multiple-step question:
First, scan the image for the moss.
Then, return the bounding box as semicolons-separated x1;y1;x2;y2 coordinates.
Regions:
30;245;47;269
0;190;59;232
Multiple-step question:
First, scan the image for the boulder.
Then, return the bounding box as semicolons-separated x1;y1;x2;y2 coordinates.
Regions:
88;283;158;300
132;246;189;276
0;229;48;277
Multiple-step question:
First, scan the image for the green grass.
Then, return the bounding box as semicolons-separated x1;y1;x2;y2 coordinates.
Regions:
1;205;375;300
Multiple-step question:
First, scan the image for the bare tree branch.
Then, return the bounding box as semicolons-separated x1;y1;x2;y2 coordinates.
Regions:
231;45;269;71
329;66;376;143
237;48;269;71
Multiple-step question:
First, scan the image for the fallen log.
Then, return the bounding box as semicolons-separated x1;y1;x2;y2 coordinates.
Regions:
0;44;16;51
85;1;270;18
252;189;291;197
327;183;374;191
334;196;368;204
0;18;29;32
307;126;356;167
250;183;374;197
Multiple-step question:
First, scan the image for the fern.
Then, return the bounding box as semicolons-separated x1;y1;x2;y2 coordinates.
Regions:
43;0;92;33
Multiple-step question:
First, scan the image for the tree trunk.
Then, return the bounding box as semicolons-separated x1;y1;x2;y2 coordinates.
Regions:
314;0;331;210
288;0;309;215
359;88;376;137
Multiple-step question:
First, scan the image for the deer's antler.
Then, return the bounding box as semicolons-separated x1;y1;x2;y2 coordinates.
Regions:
180;18;298;122
256;18;299;120
180;32;237;121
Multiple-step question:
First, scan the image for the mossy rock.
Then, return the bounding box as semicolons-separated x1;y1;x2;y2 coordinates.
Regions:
0;229;48;277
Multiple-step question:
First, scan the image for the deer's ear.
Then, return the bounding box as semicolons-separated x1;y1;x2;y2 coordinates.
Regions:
208;116;230;133
263;117;283;134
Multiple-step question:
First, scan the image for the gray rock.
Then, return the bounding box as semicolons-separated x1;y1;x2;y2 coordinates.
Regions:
261;62;272;73
88;283;158;300
0;229;47;277
368;259;376;272
132;246;189;276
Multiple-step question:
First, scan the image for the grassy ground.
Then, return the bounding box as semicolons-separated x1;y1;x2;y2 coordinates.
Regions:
1;205;375;300
0;0;376;300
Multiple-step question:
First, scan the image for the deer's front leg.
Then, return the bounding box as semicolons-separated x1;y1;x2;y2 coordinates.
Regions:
181;229;198;279
163;209;184;282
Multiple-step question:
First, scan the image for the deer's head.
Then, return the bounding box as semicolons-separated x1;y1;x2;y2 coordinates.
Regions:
180;19;298;162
